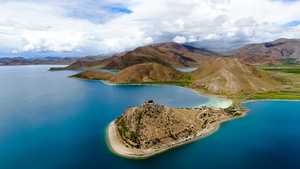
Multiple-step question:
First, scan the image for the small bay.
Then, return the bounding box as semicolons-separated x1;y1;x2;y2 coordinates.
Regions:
0;65;300;169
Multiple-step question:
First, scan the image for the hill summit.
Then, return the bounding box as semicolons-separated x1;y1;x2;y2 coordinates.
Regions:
71;58;288;94
189;58;286;94
107;100;240;158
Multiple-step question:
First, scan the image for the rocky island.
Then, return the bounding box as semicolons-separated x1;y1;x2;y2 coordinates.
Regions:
107;100;244;158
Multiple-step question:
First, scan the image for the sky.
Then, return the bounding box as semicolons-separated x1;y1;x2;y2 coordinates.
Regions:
1;0;300;58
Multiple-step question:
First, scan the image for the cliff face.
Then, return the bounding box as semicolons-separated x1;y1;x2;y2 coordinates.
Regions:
114;101;236;150
190;58;287;94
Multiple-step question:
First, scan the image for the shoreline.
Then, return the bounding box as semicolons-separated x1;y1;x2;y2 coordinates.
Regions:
79;78;234;109
106;109;248;159
71;76;299;158
242;99;300;103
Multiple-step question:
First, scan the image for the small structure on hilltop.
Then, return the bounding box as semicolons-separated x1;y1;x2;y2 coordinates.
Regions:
144;99;154;107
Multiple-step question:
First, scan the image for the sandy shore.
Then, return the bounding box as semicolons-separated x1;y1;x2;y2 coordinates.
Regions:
106;110;248;159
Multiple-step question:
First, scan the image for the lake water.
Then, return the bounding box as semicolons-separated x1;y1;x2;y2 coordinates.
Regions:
0;65;300;169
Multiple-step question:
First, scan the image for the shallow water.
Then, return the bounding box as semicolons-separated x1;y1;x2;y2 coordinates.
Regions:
0;65;300;169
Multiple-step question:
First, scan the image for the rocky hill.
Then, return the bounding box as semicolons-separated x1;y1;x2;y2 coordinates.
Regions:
52;42;222;71
107;100;241;157
71;70;114;80
2;55;111;66
49;55;120;71
104;42;222;69
109;62;184;83
189;58;287;94
71;58;289;94
228;38;300;61
229;52;282;65
71;62;185;83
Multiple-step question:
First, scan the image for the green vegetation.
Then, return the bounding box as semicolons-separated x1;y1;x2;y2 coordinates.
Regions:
247;90;300;100
278;58;299;65
255;64;300;77
116;118;139;148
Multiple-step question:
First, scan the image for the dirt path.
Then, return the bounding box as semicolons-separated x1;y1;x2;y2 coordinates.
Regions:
236;94;254;111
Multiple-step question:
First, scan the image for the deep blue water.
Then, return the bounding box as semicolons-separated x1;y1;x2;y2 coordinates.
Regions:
0;65;300;169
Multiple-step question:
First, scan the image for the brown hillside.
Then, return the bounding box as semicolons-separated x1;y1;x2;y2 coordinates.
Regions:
49;54;121;71
190;58;287;94
70;70;113;80
71;62;185;83
109;62;184;83
231;52;282;65
229;38;300;60
112;101;235;151
104;42;222;69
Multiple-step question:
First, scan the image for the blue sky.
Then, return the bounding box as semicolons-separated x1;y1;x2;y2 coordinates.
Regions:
1;0;300;58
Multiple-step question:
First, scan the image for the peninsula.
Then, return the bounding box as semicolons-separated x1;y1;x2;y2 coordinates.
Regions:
107;100;243;158
70;57;299;158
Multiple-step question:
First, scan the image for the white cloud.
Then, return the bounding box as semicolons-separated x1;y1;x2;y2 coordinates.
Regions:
1;0;300;57
172;36;187;43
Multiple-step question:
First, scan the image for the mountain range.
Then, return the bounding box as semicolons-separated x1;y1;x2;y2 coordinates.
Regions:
2;38;300;69
71;58;289;94
51;38;300;70
227;38;300;61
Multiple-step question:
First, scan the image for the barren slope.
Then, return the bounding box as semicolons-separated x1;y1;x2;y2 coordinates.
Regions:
104;42;221;69
229;38;300;61
190;58;287;94
109;62;184;83
230;52;282;65
108;101;238;157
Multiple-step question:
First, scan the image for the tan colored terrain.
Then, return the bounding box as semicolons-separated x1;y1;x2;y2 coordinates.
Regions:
71;70;114;80
109;62;184;83
71;62;185;83
71;58;289;94
104;42;222;69
107;101;243;158
228;38;300;61
189;58;287;94
230;52;282;65
50;42;222;71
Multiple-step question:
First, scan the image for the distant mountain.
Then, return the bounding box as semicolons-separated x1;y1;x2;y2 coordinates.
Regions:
104;42;222;69
53;42;223;70
0;57;26;64
228;38;300;61
1;55;110;66
49;53;126;71
189;58;287;94
228;52;282;65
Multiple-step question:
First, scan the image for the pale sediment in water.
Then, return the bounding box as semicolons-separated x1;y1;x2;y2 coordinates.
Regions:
196;97;232;109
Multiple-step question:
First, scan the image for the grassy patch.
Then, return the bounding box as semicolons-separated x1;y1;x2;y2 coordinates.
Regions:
247;90;300;100
255;65;300;77
278;58;299;65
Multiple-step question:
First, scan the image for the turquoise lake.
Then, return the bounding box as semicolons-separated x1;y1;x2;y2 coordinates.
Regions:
0;65;300;169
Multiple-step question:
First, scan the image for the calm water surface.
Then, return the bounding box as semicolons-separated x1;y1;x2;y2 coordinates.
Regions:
0;65;300;169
